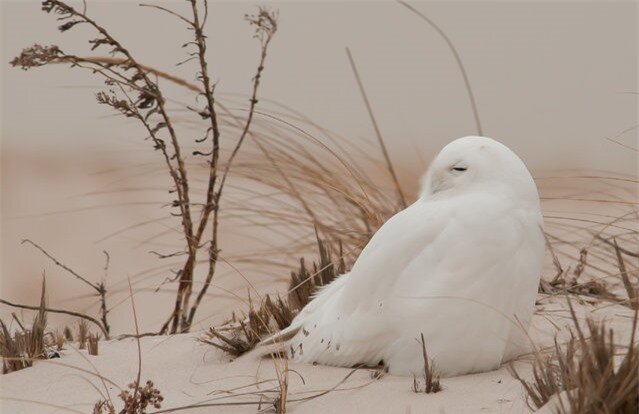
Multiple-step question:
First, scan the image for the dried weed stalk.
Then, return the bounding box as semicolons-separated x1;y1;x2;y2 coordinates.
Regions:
11;0;278;334
412;333;442;394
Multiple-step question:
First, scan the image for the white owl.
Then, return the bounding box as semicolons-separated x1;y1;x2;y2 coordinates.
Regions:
263;136;545;377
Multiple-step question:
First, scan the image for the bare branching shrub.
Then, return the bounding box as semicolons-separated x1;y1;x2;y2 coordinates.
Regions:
412;333;442;394
11;0;279;335
512;305;638;413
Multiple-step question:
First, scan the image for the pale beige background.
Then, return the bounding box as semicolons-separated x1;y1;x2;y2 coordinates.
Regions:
1;1;637;332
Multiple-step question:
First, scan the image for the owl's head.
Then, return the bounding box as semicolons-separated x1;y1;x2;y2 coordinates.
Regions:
420;136;539;206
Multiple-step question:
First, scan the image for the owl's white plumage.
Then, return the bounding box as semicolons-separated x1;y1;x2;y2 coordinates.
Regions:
264;136;544;377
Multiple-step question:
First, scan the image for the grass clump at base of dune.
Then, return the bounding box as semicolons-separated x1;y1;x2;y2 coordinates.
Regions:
0;278;51;374
512;302;638;414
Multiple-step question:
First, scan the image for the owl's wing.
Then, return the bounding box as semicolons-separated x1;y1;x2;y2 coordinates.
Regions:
380;196;544;375
260;199;453;366
336;199;452;313
258;270;350;346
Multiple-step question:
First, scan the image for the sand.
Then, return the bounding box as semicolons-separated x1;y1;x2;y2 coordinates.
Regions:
1;296;635;413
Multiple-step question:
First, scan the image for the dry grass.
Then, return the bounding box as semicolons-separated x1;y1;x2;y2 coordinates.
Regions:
412;333;442;394
288;237;345;312
79;319;89;350
200;293;293;357
0;278;49;374
88;333;100;356
53;330;65;351
64;326;74;342
4;3;638;414
512;303;638;413
200;236;343;357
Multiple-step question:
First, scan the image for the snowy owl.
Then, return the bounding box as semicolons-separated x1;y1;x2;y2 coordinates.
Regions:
263;136;545;377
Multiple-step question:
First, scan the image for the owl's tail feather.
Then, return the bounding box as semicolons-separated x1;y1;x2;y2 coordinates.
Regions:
257;272;350;349
259;320;302;347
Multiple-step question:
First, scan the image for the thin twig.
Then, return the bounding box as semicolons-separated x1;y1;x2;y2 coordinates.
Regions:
345;47;407;209
613;238;638;310
396;0;483;136
22;239;99;290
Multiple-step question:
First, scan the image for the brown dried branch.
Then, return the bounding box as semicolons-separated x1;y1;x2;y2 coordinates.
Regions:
22;239;99;290
38;0;194;243
184;6;279;331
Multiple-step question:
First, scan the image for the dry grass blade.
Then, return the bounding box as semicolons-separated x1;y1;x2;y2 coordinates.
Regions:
613;238;638;310
78;319;89;350
345;47;407;209
63;326;74;342
287;238;344;311
396;0;483;135
0;276;50;374
412;333;442;394
88;333;100;356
